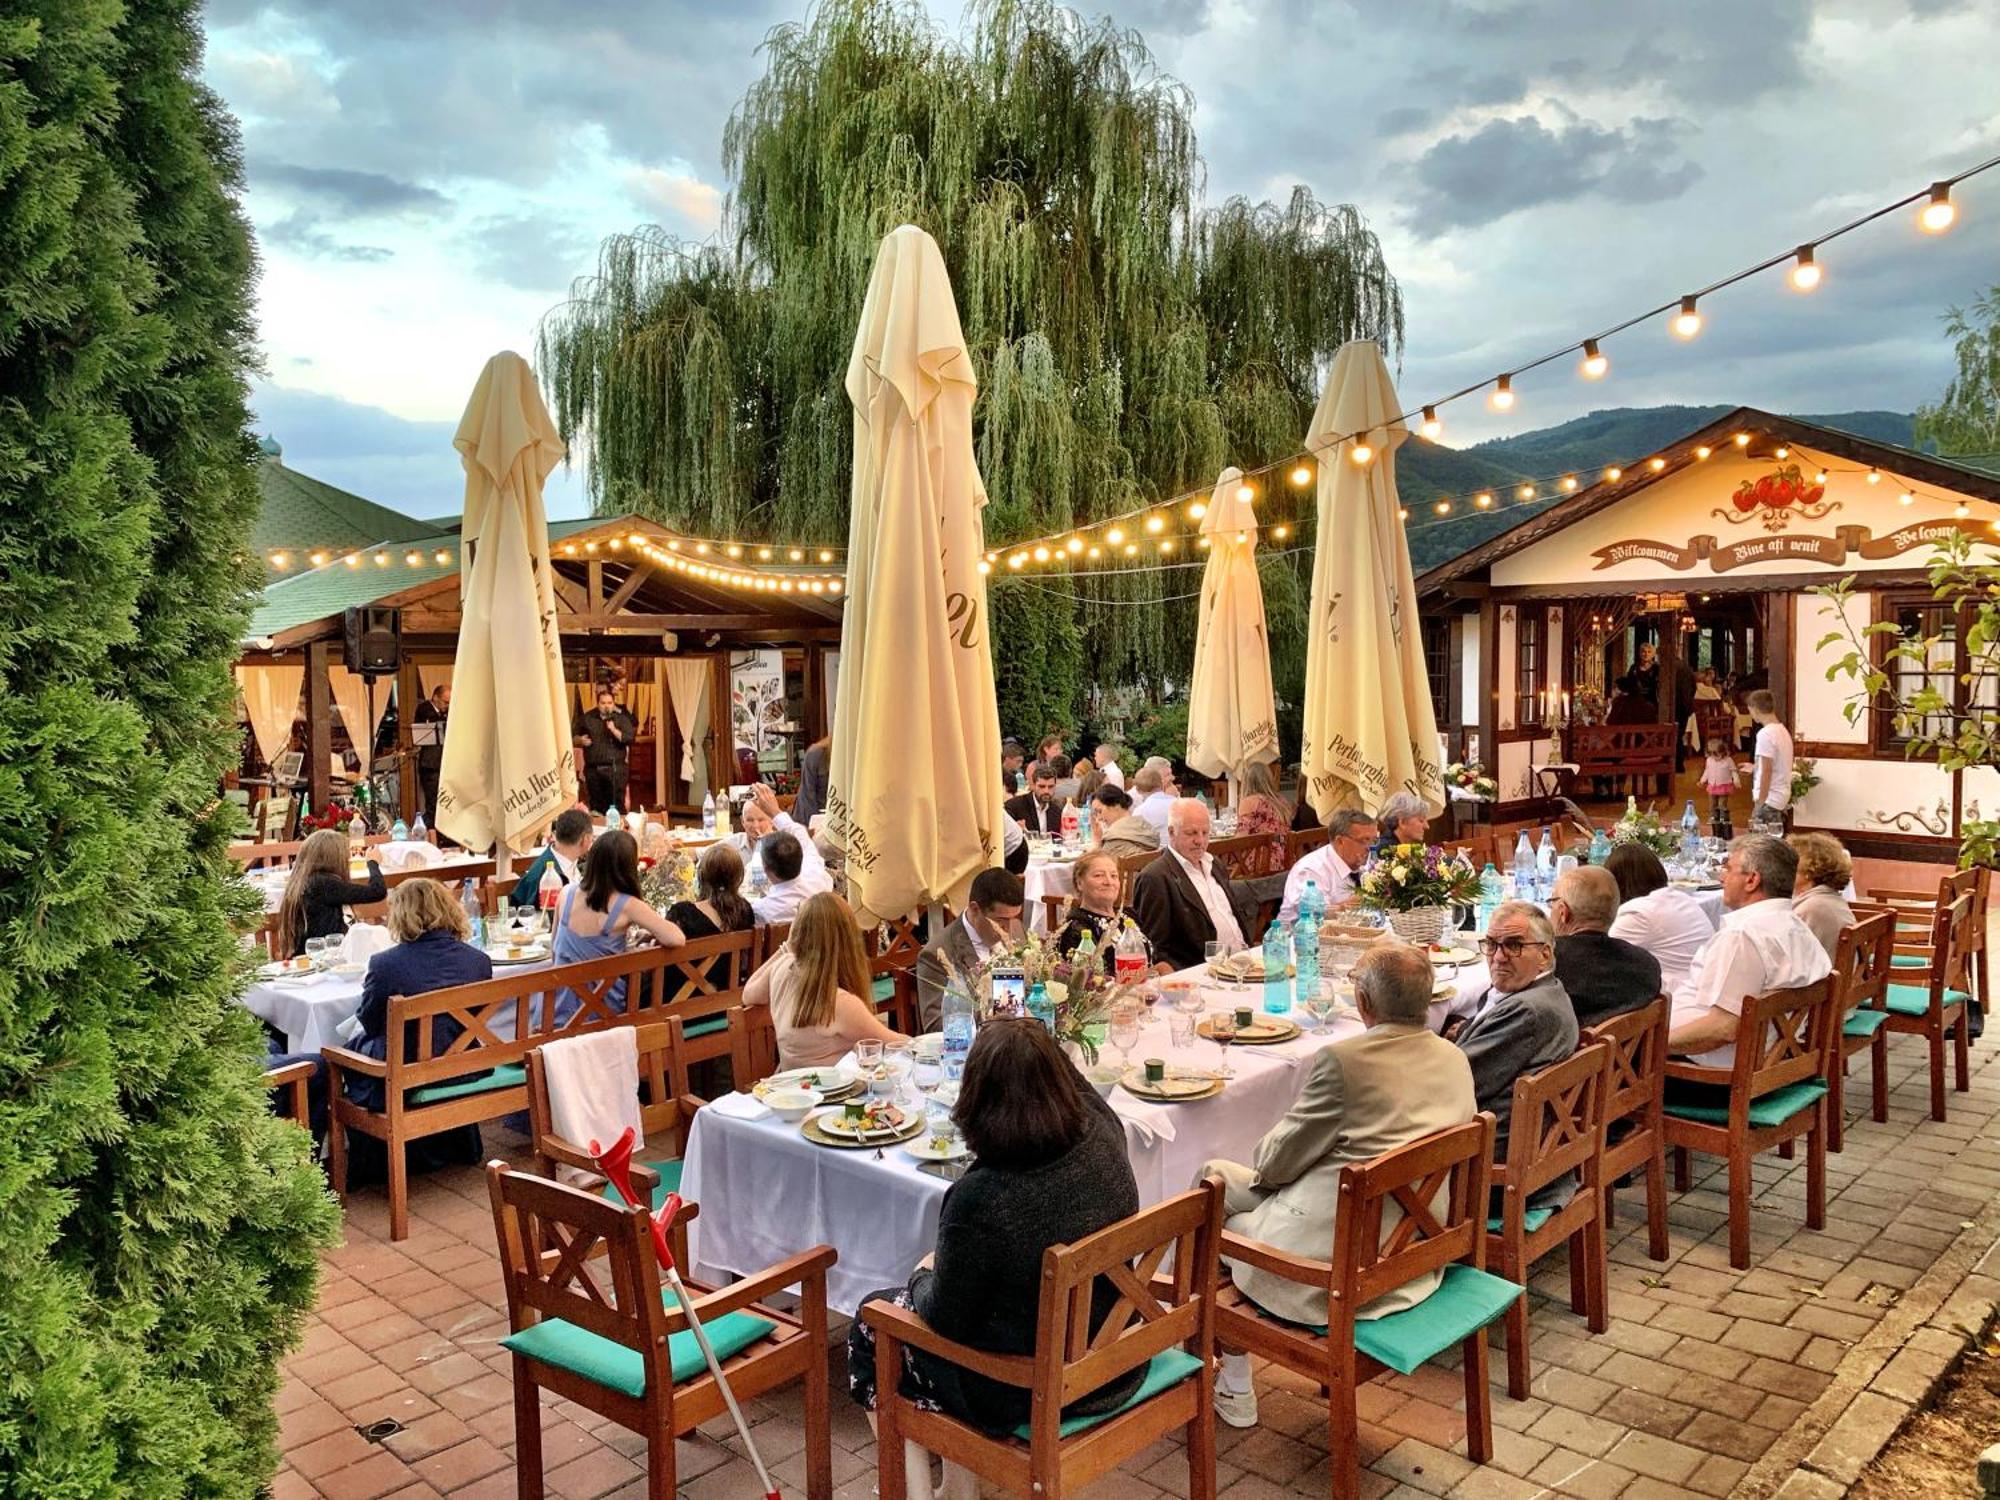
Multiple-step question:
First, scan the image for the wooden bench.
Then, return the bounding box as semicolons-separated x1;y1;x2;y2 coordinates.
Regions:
1568;724;1677;799
323;936;746;1240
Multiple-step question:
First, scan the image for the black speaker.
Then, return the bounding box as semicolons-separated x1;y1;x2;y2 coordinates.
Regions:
343;605;401;676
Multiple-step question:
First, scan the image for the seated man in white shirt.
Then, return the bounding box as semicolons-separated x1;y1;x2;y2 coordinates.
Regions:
1131;757;1177;835
751;830;833;926
1278;808;1378;922
1130;798;1261;972
1667;834;1830;1095
732;782;827;889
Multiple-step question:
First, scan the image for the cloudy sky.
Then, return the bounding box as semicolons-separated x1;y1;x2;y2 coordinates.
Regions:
203;0;2000;522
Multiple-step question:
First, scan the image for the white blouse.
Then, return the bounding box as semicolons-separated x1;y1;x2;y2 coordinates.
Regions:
1608;887;1719;995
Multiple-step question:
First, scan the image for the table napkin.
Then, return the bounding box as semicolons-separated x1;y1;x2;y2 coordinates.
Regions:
341;923;393;965
1106;1091;1177;1146
709;1092;775;1123
541;1029;643;1184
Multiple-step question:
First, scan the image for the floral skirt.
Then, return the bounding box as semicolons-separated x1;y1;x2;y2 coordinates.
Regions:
846;1286;946;1414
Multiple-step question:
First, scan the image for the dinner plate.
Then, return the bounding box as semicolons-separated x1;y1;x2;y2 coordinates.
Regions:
1427;946;1477;965
486;944;549;966
331;962;366;977
1196;1016;1299;1045
257;959;300;979
758;1066;857;1099
902;1134;970;1162
1431;982;1457;1001
1205;960;1285;984
801;1109;925;1149
1120;1072;1225;1103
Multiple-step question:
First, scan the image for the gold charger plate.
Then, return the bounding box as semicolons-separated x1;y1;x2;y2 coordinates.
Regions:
1120;1073;1225;1103
1195;1016;1299;1045
801;1109;926;1149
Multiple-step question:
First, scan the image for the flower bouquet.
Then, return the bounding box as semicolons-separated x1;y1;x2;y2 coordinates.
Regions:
1443;761;1498;800
939;924;1143;1064
1790;757;1820;807
1357;843;1481;946
1611;805;1682;860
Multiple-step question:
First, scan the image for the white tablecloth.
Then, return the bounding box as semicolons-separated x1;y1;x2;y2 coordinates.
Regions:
1023;854;1075;933
241;941;553;1054
683;968;1400;1315
246;853;492;912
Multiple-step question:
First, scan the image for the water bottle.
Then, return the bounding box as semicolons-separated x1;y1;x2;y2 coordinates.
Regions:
702;791;716;836
1535;827;1555;897
1681;799;1699;837
461;878;486;948
1478;862;1506;928
1262;921;1292;1016
1588;823;1611;866
1073;929;1096;973
1298;878;1326;931
1511;832;1536;901
942;984;976;1075
716;796;732;837
410;811;426;841
349;812;366;843
1077;800;1093;844
390;817;409;842
1679;799;1701;870
1026;980;1054;1032
1293;905;1320;1014
605;804;623;832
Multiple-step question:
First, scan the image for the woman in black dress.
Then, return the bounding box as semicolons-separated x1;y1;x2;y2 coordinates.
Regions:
1054;849;1127;971
273;827;387;958
666;842;755;985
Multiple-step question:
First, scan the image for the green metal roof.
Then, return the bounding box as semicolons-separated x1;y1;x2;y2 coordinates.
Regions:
252;454;438;561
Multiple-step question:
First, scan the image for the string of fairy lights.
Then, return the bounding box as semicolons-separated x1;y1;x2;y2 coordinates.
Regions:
262;155;1996;587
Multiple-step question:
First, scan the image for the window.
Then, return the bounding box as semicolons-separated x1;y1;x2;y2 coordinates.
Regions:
1873;594;1998;752
1422;614;1452;725
1515;608;1543;728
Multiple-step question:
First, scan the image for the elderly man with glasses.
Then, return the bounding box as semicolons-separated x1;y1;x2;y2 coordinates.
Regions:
1452;901;1580;1201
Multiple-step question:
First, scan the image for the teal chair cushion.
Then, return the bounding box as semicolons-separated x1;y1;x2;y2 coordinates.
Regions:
502;1306;776;1398
1008;1349;1203;1440
682;1016;728;1040
1486;1206;1555;1235
871;974;899;1008
1884;982;1972;1017
408;1062;526;1106
1890;953;1928;970
1843;1009;1891;1038
1352;1265;1523;1376
1664;1078;1827;1128
600;1158;685;1211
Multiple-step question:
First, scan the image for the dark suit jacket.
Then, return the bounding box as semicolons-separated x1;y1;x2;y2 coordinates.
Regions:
1129;850;1261;974
1004;791;1064;836
349;929;495;1110
1555;931;1662;1029
1452;971;1578;1172
916;918;985;1032
508;844;573;909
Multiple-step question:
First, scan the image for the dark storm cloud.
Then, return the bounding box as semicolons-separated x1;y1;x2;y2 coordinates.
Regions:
253;162;449;216
1407;113;1702;232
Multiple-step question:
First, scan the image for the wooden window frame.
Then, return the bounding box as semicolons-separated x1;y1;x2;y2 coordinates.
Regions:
1870;591;1996;754
1515;605;1544;729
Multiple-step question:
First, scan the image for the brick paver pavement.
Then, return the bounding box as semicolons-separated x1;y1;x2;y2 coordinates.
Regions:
272;1033;2000;1499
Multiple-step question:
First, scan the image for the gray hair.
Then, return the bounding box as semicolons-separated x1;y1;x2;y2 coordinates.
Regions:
1553;865;1619;931
1731;833;1797;899
1166;796;1210;833
1326;807;1380;841
1377;792;1431;834
1354;944;1434;1026
1486;900;1555;946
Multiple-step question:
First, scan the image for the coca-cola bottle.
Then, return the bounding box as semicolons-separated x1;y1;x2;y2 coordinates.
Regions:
1114;920;1148;987
538;864;562;915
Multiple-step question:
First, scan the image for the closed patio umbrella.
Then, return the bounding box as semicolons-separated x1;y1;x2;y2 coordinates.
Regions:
436;351;577;853
826;225;1004;924
1298;339;1445;823
1185;465;1279;794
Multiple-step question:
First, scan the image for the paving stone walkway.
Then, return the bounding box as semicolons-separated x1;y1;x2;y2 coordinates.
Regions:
272;1035;2000;1499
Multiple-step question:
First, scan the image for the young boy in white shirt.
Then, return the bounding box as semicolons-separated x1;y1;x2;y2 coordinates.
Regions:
1746;689;1794;833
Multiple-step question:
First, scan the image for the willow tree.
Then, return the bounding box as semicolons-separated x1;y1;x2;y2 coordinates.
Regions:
541;0;1402;734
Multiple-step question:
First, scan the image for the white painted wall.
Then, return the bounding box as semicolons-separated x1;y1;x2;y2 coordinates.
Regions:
1794;590;1871;746
1802;758;1954;838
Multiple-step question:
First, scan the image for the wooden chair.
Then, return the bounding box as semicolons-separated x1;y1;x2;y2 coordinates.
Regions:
1664;977;1840;1269
524;1017;717;1266
1115;849;1160;909
649;931;759;1068
1880;890;1976;1122
323;944;697;1239
1212;1115;1519;1500
726;1001;781;1093
867;912;932;1032
866;1180;1225;1500
1569;724;1677;800
264;1058;317;1129
1827;912;1895;1151
1584;999;1670;1263
1284;827;1330;864
1486;1042;1612;1399
487;1163;835;1500
1210;832;1283;881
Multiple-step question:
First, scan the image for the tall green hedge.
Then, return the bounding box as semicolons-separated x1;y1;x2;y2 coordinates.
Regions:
0;3;337;1494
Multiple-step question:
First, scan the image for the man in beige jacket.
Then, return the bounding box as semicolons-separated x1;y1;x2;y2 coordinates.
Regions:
1200;943;1476;1427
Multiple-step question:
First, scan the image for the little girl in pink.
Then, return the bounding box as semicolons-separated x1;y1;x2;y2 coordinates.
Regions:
1702;737;1741;837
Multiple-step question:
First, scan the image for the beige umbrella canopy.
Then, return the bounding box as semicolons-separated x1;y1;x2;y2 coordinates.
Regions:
826;225;1004;924
436;351;577;854
1185;465;1279;789
1298;339;1446;824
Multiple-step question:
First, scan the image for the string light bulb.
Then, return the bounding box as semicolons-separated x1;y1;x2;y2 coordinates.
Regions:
373;551;390;567
1087;545;1101;559
1350;441;1374;466
1106;526;1126;545
1187;501;1207;521
818;549;834;563
1867;468;1882;485
1956;502;1971;519
1649;456;1668;472
1290;464;1312;486
1123;543;1139;557
1695;446;1712;460
1921;181;1956;234
1672;295;1703;339
1420;407;1443;441
1516;483;1535;501
1561;475;1579;492
1475;494;1493;509
1398;507;1409;520
1065;537;1084;555
310;550;329;567
1774;446;1790;460
270;551;289;570
1579;339;1608;379
788;548;804;561
758;547;772;560
1790;244;1821;291
1160;539;1176;553
1604;465;1623;481
1145;514;1166;534
1235;482;1256;503
1273;524;1290;539
1734;431;1752;447
1489;373;1515;411
1008;553;1027;569
725;544;741;558
344;553;360;568
404;551;422;567
1815;470;1828;485
1899;490;1915;506
1032;545;1050;562
976;560;991;575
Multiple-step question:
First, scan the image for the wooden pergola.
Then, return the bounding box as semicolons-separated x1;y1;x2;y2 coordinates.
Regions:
239;515;843;816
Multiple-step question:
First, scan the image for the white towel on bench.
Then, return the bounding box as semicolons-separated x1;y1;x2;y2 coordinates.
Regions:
540;1029;644;1188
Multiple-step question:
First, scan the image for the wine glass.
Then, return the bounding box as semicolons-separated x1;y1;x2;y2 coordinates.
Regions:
856;1038;886;1102
1208;1011;1237;1079
1167;1006;1196;1051
305;936;328;969
1302;979;1338;1034
1203;940;1224;968
1107;999;1142;1073
913;1054;943;1116
883;1041;915;1104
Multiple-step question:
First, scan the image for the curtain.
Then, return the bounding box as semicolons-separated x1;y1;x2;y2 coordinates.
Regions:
418;663;454;698
329;666;390;771
663;658;711;783
236;664;303;768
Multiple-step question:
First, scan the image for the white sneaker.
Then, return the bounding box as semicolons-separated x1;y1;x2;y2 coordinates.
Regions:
1213;1382;1259;1428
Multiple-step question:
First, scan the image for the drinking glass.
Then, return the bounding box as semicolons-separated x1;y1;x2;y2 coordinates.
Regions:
1203;940;1224;967
1302;979;1338;1033
305;936;328;968
856;1038;886;1101
1167;1008;1196;1050
883;1041;915;1103
1108;1000;1142;1071
913;1055;943;1115
1208;1011;1237;1079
